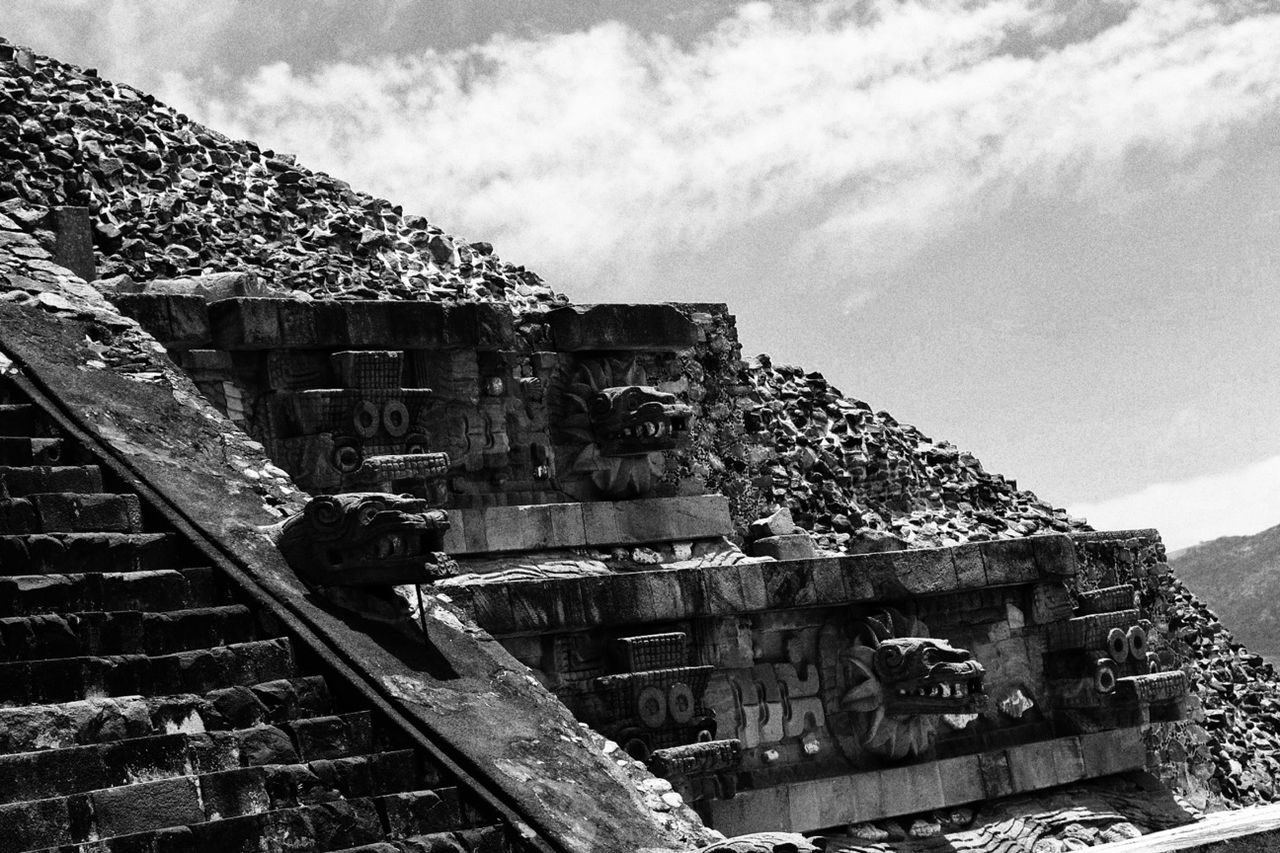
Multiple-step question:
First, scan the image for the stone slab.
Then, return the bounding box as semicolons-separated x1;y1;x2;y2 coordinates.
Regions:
787;776;823;830
208;299;512;351
480;534;1074;634
52;206;94;284
91;776;204;837
112;293;211;349
344;301;444;349
952;543;988;588
1007;738;1061;793
981;538;1043;586
1080;728;1146;777
886;547;960;595
937;753;985;805
706;781;790;835
208;298;289;349
1032;532;1079;577
446;496;732;554
709;736;1106;835
546;304;698;351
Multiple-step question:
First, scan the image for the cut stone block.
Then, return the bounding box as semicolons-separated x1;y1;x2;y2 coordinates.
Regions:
761;559;822;608
706;781;790;835
91;775;204;837
51;206;94;283
888;547;961;595
546;304;698;351
1080;728;1146;777
166;294;213;348
31;493;142;533
0;466;103;496
447;496;731;554
978;749;1014;799
1007;738;1060;793
209;298;287;349
591;495;733;545
197;766;270;820
952;543;988;588
937;754;985;805
446;302;516;350
343;301;444;349
980;538;1041;586
480;503;586;553
380;786;463;836
1031;533;1078;577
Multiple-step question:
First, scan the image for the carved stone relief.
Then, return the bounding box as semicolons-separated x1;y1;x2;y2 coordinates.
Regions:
550;357;692;501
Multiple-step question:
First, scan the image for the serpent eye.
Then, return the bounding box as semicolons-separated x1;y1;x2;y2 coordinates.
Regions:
588;392;612;419
879;645;904;669
309;497;343;527
356;502;382;526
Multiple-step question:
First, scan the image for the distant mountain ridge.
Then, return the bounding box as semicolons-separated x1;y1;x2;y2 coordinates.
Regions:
1169;522;1280;661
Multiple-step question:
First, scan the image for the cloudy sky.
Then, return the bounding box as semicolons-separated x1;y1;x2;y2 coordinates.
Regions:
8;0;1280;549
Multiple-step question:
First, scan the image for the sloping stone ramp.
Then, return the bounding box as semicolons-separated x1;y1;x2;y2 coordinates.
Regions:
0;382;522;852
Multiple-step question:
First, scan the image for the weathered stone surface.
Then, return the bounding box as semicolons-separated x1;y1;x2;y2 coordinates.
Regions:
445;495;734;554
711;356;1090;554
50;206;93;283
0;50;562;311
0;34;1255;852
91;776;204;836
0;300;706;853
101;270;272;302
481;534;1087;634
750;533;817;561
547;304;698;351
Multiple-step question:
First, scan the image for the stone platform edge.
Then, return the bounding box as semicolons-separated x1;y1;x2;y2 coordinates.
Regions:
442;494;734;555
709;728;1146;834
457;533;1079;636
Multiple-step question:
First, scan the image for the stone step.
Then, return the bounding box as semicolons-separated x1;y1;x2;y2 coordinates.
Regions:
0;404;52;438
21;798;389;853
0;604;256;661
0;761;433;853
2;751;449;852
0;568;222;617
329;826;511;853
0;676;335;755
0;532;184;575
0;437;75;467
376;786;466;839
283;711;374;762
271;750;422;806
0;731;237;807
0;466;104;496
0;715;389;809
0;636;295;706
0;493;143;535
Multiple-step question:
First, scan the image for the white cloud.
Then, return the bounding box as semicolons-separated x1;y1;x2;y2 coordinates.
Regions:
139;0;1280;297
1070;454;1280;550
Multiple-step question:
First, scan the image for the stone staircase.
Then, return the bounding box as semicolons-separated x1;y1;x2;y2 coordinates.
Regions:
0;389;520;852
